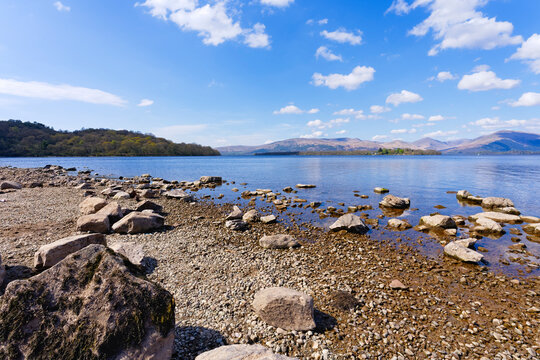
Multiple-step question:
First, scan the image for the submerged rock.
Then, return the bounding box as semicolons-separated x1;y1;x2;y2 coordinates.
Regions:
195;344;297;360
0;245;175;360
259;235;300;249
374;187;389;194
444;242;484;263
330;214;369;234
481;197;514;209
469;212;522;224
34;233;107;268
387;218;412;230
523;223;540;236
379;194;410;209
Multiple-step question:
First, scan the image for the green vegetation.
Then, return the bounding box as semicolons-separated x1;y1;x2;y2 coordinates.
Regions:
0;120;220;157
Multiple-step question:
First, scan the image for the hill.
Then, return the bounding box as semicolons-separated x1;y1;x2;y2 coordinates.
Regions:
0;120;220;157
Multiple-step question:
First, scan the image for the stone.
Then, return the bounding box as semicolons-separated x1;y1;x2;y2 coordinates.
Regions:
112;212;165;234
34;233;106;268
260;235;300;249
96;202;124;223
374;187;389;194
389;280;408;290
253;287;316;331
283;186;294;193
419;215;457;229
113;191;131;200
76;213;110;234
242;209;260;223
444;242;484;263
523;223;540;236
0;255;5;287
296;184;316;189
261;215;277;224
494;207;521;215
379;194;410;209
469;212;522;224
75;182;92;190
200;176;222;184
482;197;514;209
226;206;243;220
195;344;297;360
474;217;504;234
225;219;249;231
452;215;467;226
109;241;145;266
0;181;22;190
0;245;175;360
79;197;107;215
456;190;471;200
455;238;477;248
164;189;193;202
330;214;369;234
521;215;540;223
387;218;412;230
136;200;163;213
509;243;526;251
139;189;158;199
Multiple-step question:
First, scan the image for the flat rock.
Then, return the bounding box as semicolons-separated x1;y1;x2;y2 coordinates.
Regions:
474;217;504;234
225;219;249;231
523;223;540;236
79;196;107;215
261;215;277;224
444;242;484;263
455;238;477;248
96;202;124;223
379;194;410;209
112;191;131;200
200;176;222;184
0;181;22;190
242;209;260;223
419;215;457;229
136;200;163;213
330;214;369;234
260;235;300;249
34;233;107;268
226;206;243;220
112;211;165;234
482;197;514;209
253;287;316;331
195;344;297;360
387;218;412;230
139;189;158;199
109;241;145;266
164;189;193;201
374;187;389;194
0;245;175;360
520;215;540;223
389;279;408;290
469;212;522;224
296;184;316;189
76;213;110;234
494;207;521;215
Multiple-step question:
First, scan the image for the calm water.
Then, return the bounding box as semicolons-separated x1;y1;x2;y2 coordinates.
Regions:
2;155;539;276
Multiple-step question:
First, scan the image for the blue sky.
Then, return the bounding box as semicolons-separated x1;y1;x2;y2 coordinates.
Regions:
1;0;540;147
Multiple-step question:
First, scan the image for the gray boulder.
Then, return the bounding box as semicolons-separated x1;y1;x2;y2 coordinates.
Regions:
0;245;175;360
226;206;243;220
261;215;277;224
164;189;193;201
195;345;297;360
242;209;260;223
78;197;107;215
260;235;300;249
109;241;145;267
387;218;412;230
225;219;249;231
444;242;484;263
482;197;514;209
419;215;457;229
76;213;110;234
112;212;165;234
136;200;163;213
0;181;22;190
34;233;106;268
379;194;410;209
253;287;316;331
96;202;124;223
329;214;369;234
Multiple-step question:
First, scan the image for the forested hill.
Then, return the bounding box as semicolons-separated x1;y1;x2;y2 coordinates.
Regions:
0;120;220;157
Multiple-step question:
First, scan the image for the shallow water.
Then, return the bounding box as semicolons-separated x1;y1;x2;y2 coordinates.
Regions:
2;155;539;276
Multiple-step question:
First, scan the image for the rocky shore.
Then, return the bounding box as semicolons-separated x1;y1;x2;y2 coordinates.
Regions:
0;166;539;359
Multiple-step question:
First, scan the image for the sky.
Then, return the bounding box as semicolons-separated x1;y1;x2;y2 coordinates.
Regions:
1;0;540;147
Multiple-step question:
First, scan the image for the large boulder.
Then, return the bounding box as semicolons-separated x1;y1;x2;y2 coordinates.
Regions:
112;212;165;234
164;189;193;202
379;194;410;209
253;287;316;331
109;242;145;267
0;181;22;190
76;213;110;234
444;242;484;263
330;214;369;234
482;197;514;209
79;197;107;215
259;235;300;249
96;202;124;223
34;233;107;268
0;245;175;360
195;345;297;360
473;217;504;235
419;215;457;229
136;200;163;213
469;212;522;224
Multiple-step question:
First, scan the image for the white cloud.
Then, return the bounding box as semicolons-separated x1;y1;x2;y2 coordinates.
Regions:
321;29;362;45
458;70;520;92
318;19;328;25
260;0;294;7
0;78;126;106
54;1;70;12
273;104;319;115
401;113;424;120
472;64;490;72
312;66;375;91
413;122;435;128
138;99;154;107
307;118;350;129
388;0;522;55
510;92;540;107
370;105;391;114
336;130;347;135
333;108;365;119
372;135;389;141
435;71;456;82
315;46;342;62
469;117;540;131
137;0;270;48
510;34;540;74
391;128;416;134
424;130;459;138
300;131;323;139
386;90;423;106
428;115;445;122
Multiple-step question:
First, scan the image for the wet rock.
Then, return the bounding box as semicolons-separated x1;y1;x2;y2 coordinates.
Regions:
452;215;467;226
494;207;521;215
260;235;300;249
96;202;124;223
523;223;540;236
200;176;222;184
296;184;316;189
444;242;484;263
379;194;410;209
136;200;163;213
455;238;477;248
482;197;514;209
309;201;322;209
112;212;165;234
389;279;408;290
242;209;260;223
261;215;277;224
113;191;131;200
387;218;412;230
226;206;243;220
509;243;526;251
76;213;110;234
474;217;504;235
0;245;175;360
419;215;457;230
79;196;107;215
520;215;540;223
253;287;316;331
109;241;145;266
282;186;293;193
225;219;249;231
469;212;522;224
374;187;389;194
195;344;296;360
456;190;471;200
0;181;22;190
330;214;369;234
34;233;107;268
164;189;193;202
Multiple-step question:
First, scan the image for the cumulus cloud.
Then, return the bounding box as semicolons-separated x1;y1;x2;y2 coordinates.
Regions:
54;1;70;12
401;113;424;120
260;0;294;8
386;90;423;106
321;29;362;45
469;117;540;132
315;46;342;62
435;71;457;82
387;0;522;56
137;99;154;107
336;130;347;135
300;131;323;139
510;34;540;74
424;130;459;138
273;104;319;115
137;0;270;48
391;128;417;134
372;135;389;141
457;70;520;92
370;105;391;114
428;115;445;121
510;92;540;107
0;78;126;106
333;108;365;119
312;66;375;90
307;118;350;129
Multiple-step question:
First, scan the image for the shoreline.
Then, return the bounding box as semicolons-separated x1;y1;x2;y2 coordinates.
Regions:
0;166;539;359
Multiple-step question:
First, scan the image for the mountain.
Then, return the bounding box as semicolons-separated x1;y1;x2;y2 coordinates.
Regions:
0;120;220;157
217;131;540;155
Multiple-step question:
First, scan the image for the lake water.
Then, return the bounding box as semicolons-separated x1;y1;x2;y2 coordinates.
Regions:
1;155;539;276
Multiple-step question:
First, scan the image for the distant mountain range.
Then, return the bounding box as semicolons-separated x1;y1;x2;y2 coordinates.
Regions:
217;131;540;155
